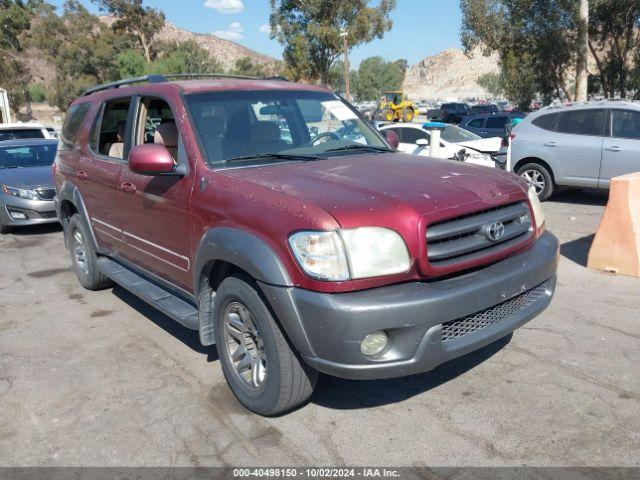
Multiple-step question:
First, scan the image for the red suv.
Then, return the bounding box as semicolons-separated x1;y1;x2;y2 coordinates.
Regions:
54;74;558;415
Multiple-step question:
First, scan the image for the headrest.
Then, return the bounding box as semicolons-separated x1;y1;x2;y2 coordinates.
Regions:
154;122;178;148
249;121;280;143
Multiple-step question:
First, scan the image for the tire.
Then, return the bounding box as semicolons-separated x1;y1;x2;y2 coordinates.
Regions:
517;162;554;201
214;275;317;416
66;214;113;290
381;108;395;122
0;221;11;234
402;107;415;123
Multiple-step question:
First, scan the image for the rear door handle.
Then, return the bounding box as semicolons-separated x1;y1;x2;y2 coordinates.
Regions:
543;141;558;147
605;145;623;152
76;171;88;180
120;182;137;194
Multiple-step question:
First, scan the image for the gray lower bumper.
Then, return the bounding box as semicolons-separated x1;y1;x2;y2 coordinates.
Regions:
261;231;559;380
1;195;58;227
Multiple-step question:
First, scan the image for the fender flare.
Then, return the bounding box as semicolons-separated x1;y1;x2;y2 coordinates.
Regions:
193;227;292;293
56;181;101;254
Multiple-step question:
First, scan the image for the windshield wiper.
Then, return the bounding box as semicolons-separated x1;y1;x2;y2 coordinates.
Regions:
324;144;392;153
225;153;325;164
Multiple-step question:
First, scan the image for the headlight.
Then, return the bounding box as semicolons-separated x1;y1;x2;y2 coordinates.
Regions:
289;227;410;281
1;184;40;201
528;186;545;230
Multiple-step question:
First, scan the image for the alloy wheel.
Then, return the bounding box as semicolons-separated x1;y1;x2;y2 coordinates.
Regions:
521;169;546;195
72;229;89;275
223;301;267;389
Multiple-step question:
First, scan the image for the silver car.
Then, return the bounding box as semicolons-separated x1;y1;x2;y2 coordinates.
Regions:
0;139;59;233
511;101;640;200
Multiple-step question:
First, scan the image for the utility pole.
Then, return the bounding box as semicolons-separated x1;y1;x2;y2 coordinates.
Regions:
340;27;350;100
575;0;589;102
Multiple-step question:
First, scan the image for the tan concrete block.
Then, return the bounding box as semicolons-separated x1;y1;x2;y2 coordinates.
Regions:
587;172;640;277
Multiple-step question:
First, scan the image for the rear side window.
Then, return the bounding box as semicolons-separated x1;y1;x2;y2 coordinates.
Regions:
91;98;132;159
531;113;558;131
556;109;605;136
467;118;484;128
0;129;45;141
485;116;508;129
611;110;640;139
400;128;428;144
61;102;91;146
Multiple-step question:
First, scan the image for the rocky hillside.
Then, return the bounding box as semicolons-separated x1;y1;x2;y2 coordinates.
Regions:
156;21;278;72
403;47;500;101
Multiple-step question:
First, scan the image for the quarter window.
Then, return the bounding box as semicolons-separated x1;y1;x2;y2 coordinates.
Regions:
61;102;91;146
611;110;640;139
556;109;605;136
531;113;558;131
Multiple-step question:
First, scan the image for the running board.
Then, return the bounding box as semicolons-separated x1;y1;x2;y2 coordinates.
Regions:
97;257;199;330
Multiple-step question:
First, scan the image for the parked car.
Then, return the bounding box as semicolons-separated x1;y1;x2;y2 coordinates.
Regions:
429;102;473;124
460;112;526;138
54;74;558;416
0;122;54;141
0;138;59;233
471;104;500;115
379;122;505;168
511;101;640;200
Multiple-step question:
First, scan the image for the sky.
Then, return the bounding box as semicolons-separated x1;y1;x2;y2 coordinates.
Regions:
47;0;463;67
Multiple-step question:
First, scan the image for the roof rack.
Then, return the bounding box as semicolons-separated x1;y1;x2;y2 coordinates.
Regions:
82;73;288;96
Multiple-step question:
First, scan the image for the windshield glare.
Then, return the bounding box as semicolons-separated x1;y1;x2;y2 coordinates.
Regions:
0;143;57;169
186;90;388;168
441;124;481;143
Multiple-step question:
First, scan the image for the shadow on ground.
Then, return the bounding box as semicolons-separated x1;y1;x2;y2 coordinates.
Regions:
560;234;595;267
7;223;63;236
550;189;608;206
311;334;512;410
112;286;219;363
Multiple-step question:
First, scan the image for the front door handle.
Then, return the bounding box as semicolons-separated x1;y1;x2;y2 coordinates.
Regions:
605;145;623;152
543;141;558;147
120;182;137;194
76;171;88;180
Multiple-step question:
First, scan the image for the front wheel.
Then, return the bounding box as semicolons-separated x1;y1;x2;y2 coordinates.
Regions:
214;275;317;416
0;221;11;234
402;107;415;123
517;162;554;201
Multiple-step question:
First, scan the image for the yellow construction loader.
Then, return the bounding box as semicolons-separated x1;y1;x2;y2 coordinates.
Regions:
377;91;418;122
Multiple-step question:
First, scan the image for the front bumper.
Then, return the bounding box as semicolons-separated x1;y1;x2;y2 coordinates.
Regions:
261;231;559;380
0;195;58;227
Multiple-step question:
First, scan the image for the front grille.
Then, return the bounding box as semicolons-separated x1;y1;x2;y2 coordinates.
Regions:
441;283;548;342
35;187;56;200
426;202;533;266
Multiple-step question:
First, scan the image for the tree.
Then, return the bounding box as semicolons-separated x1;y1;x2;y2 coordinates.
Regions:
477;72;504;97
150;40;221;74
233;56;267;77
93;0;165;63
353;56;405;101
269;0;396;85
575;0;589;101
461;0;577;107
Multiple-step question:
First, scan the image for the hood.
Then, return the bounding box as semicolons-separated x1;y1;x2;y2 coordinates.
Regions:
456;136;503;153
0;166;54;189
221;152;526;228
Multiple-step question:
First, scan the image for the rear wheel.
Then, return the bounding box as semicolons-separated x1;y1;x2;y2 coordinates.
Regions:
67;214;113;290
402;107;415;123
517;162;554;201
214;275;317;416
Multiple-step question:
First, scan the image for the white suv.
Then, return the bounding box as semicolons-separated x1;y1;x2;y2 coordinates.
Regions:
511;101;640;200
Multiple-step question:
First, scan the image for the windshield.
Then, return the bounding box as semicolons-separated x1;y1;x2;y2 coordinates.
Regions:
441;124;481;143
185;90;389;168
0;143;57;169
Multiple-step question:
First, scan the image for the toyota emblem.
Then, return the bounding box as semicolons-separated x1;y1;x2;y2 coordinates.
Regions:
485;221;505;242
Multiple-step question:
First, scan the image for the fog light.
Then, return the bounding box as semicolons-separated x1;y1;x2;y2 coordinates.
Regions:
9;211;27;220
360;330;388;356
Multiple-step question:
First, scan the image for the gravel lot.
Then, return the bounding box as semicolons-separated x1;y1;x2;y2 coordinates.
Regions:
1;189;639;467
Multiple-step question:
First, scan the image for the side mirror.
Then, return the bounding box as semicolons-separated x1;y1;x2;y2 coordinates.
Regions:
129;144;176;176
416;138;429;147
383;130;399;149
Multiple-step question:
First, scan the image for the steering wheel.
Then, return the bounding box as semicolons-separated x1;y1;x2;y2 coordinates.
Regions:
309;131;340;146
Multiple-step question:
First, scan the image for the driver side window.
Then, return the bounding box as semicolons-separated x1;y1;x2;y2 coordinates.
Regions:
134;97;183;164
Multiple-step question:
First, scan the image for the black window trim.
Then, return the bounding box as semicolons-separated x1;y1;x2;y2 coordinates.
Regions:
88;95;135;164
